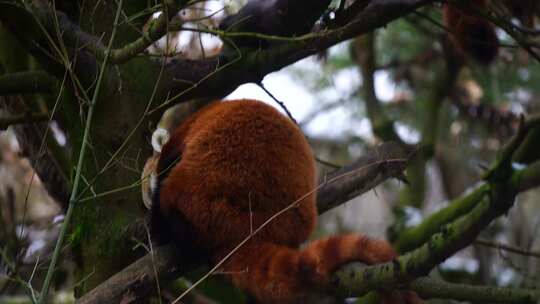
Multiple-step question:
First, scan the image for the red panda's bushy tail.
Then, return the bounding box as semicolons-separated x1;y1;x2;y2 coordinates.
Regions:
216;234;422;303
443;0;499;65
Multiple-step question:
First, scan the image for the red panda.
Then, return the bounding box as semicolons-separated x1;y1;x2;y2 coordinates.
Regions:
149;99;421;303
443;0;499;65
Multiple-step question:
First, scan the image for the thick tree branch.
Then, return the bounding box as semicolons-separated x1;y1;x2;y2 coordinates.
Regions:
317;142;408;213
156;0;436;111
0;0;183;64
0;0;435;123
395;115;540;253
410;277;538;302
0;71;57;95
333;159;540;300
394;183;488;253
0;0;99;85
218;0;332;49
352;276;538;303
78;142;409;304
78;243;184;304
331;123;540;301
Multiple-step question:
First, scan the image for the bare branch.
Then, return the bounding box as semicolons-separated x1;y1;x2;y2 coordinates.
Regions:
317;142;408;213
475;239;540;259
159;0;436;110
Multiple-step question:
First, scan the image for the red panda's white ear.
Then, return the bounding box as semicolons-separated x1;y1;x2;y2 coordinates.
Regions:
141;128;169;210
151;128;170;153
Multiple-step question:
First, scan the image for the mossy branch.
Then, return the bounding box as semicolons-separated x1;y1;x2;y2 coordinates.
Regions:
331;123;540;302
104;0;181;64
156;0;437;110
333;160;540;300
1;0;437;119
409;277;538;303
394;183;489;253
395;116;540;253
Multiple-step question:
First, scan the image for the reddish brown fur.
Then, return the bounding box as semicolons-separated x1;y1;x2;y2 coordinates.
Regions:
153;99;421;303
443;0;499;65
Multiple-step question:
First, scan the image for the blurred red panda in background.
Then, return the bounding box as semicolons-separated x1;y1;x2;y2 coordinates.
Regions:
142;99;422;303
443;0;499;65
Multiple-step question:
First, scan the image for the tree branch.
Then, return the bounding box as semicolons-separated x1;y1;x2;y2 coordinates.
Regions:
78;141;409;304
0;0;436;123
0;0;185;64
409;277;538;303
333;159;540;300
331;123;540;301
395;115;540;253
99;0;182;64
156;0;436;111
395;183;489;252
317;142;408;213
475;238;540;259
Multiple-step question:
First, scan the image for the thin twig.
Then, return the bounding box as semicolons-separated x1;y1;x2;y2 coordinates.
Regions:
37;0;124;302
475;239;540;259
256;81;297;124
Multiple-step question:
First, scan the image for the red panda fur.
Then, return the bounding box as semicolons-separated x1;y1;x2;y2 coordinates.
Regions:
152;99;421;303
443;0;499;65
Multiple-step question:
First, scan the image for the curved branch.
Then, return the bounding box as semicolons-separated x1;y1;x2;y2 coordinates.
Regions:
317;142;408;213
155;0;436;112
332;125;540;300
0;0;184;64
333;159;540;300
344;273;538;303
105;0;182;63
78;243;184;304
0;0;436;123
396;116;540;253
410;277;538;303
